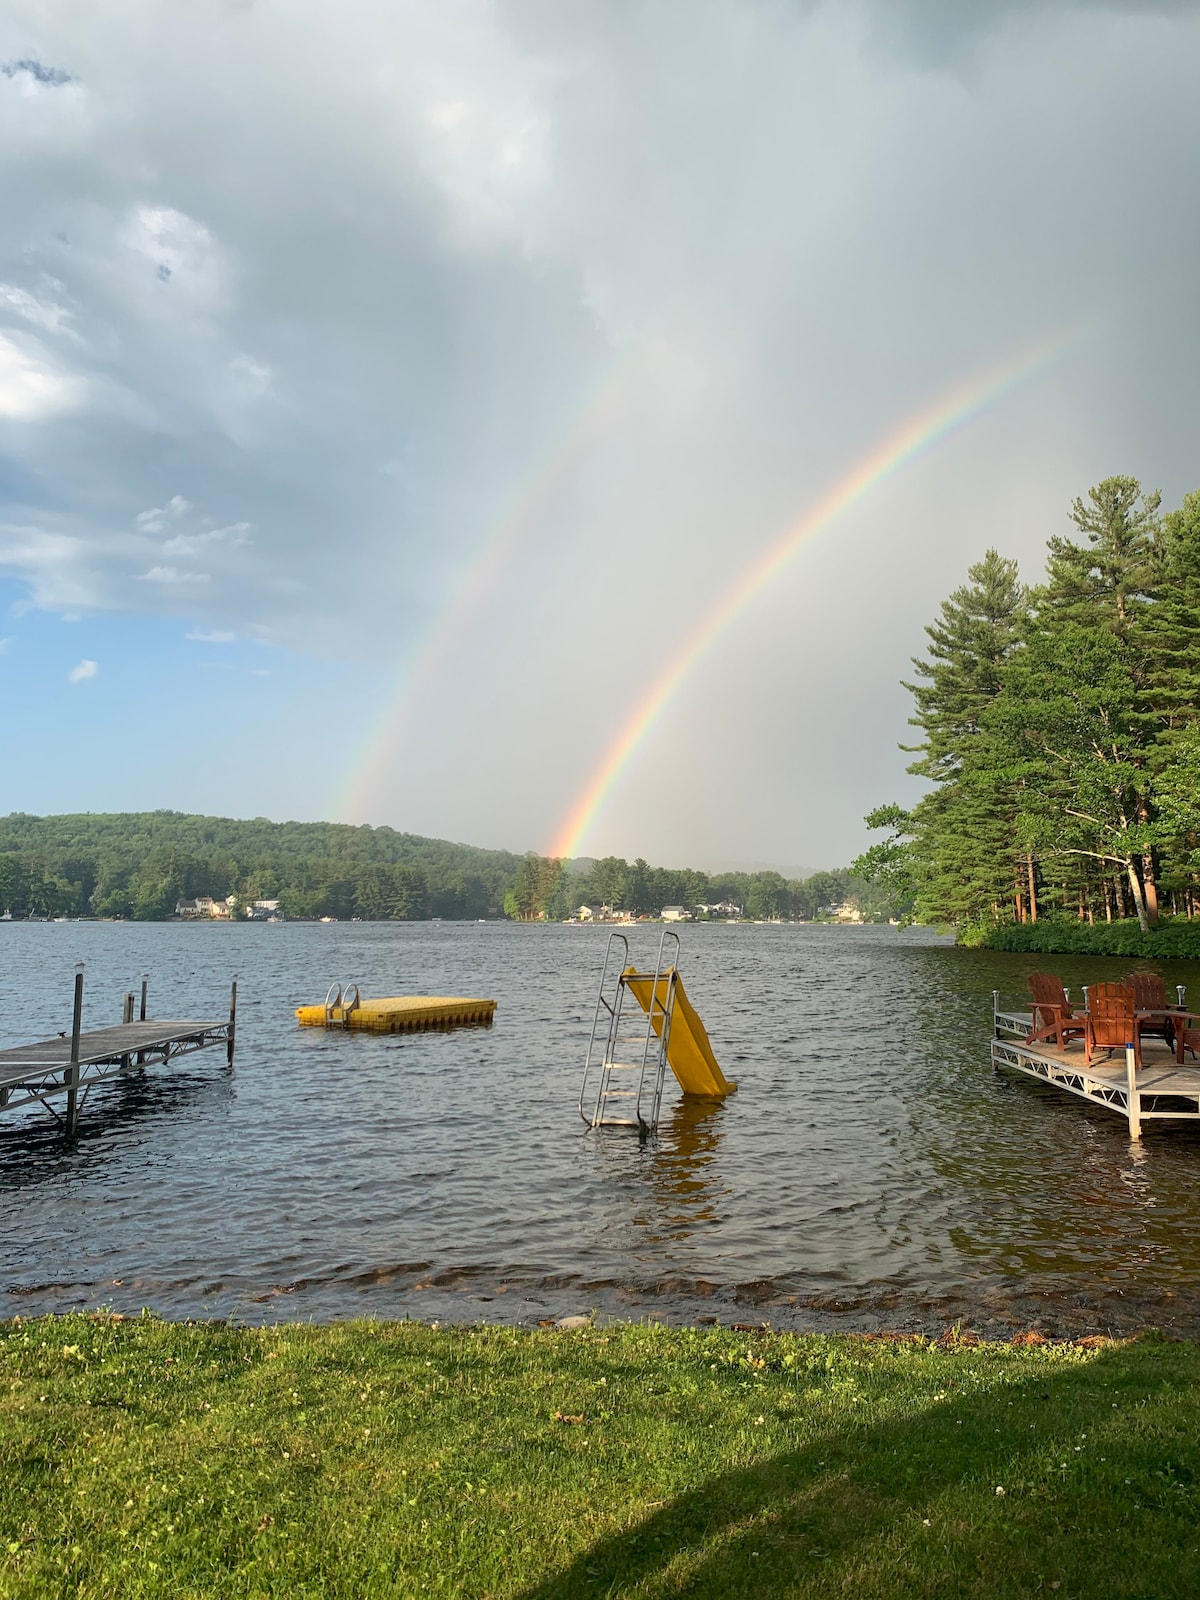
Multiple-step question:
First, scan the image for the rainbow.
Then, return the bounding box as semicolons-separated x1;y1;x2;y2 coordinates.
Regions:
546;334;1074;862
336;350;651;824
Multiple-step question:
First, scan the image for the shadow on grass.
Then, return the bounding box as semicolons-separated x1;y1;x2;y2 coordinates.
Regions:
517;1341;1199;1599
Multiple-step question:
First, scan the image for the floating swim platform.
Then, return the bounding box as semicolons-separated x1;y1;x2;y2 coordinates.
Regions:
296;989;496;1033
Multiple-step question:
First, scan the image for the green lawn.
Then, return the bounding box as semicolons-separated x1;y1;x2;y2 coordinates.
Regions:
2;1315;1198;1597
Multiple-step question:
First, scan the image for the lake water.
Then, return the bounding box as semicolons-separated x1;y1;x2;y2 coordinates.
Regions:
3;921;1200;1338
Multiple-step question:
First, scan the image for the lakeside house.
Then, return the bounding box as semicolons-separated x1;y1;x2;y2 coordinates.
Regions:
661;905;691;922
699;900;742;918
571;903;635;924
175;895;237;920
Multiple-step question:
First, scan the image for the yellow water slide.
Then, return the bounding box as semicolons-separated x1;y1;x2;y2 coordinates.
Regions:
622;969;737;1098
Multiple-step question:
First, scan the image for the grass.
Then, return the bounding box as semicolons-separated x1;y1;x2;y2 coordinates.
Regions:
3;1316;1200;1598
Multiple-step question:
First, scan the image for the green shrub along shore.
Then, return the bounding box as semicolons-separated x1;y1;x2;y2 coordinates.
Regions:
3;1317;1200;1598
969;915;1200;959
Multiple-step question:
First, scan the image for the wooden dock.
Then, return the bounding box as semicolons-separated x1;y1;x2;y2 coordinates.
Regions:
992;999;1200;1138
0;968;235;1135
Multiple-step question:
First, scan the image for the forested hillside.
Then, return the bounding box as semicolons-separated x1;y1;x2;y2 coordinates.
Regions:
0;811;880;923
0;812;523;920
855;476;1200;940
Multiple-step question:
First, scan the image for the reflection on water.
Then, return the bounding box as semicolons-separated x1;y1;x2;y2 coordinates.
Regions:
3;920;1200;1336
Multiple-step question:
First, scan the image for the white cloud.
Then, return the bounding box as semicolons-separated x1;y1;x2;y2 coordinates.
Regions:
0;636;10;653
429;100;471;130
67;658;97;682
0;280;73;334
0;523;95;611
230;353;271;393
122;206;223;304
0;330;81;419
138;565;209;585
134;495;191;533
162;520;251;557
186;628;235;643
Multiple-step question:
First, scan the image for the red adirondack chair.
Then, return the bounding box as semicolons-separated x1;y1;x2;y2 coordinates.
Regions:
1127;971;1176;1050
1027;972;1087;1050
1085;982;1141;1070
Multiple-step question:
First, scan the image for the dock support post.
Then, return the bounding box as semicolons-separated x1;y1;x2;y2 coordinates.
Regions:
66;963;84;1138
121;992;134;1075
227;978;238;1068
137;976;148;1069
1126;1042;1141;1141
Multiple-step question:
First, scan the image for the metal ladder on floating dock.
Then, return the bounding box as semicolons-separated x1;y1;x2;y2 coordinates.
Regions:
323;982;361;1029
579;930;680;1135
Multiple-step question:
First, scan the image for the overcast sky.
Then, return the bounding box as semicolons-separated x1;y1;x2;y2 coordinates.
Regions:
2;0;1200;870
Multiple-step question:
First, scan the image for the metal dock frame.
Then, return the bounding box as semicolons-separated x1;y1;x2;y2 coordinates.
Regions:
579;929;680;1135
989;988;1192;1141
0;968;237;1136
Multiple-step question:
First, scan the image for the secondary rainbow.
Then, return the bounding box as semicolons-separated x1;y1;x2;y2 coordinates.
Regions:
336;351;649;825
547;334;1074;862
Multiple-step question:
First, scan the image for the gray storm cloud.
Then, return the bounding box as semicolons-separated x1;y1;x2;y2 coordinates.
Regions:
2;0;1200;862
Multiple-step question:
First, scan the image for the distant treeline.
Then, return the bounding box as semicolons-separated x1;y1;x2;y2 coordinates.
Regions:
0;811;888;923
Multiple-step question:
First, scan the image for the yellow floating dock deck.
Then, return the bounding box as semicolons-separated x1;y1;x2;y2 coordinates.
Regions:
296;993;496;1033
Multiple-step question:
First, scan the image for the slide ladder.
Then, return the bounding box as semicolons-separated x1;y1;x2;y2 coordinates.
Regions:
579;932;737;1134
579;930;678;1134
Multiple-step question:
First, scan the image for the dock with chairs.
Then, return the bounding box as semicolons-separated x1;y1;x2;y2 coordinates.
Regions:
991;974;1200;1139
0;966;236;1137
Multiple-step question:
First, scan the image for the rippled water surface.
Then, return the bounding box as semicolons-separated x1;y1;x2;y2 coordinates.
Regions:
4;921;1200;1337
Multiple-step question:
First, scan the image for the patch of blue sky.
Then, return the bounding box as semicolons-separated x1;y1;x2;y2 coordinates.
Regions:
0;580;370;822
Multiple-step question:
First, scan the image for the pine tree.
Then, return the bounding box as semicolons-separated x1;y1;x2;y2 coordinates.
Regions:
1035;477;1163;924
995;610;1158;931
904;549;1026;784
1045;476;1161;636
900;551;1027;926
1141;491;1200;901
1142;489;1200;734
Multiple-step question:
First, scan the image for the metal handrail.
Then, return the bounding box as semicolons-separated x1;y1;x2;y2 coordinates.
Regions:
339;982;361;1029
580;929;681;1135
579;933;629;1124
